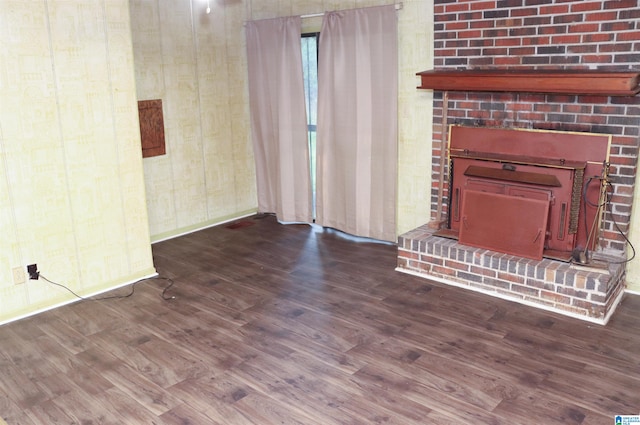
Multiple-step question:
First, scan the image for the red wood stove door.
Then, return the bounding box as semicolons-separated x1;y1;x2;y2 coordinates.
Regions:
459;190;550;260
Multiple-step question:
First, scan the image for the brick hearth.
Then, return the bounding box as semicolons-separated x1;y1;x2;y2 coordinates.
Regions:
397;224;626;324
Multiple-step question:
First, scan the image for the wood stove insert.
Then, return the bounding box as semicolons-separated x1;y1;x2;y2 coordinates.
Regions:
436;126;611;261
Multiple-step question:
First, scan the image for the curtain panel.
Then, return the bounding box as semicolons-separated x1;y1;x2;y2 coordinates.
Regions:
316;5;398;242
245;17;312;223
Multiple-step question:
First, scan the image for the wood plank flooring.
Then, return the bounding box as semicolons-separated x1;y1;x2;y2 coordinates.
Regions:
1;214;640;424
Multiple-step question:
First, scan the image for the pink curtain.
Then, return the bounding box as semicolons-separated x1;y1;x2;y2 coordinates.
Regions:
316;5;398;242
245;17;312;223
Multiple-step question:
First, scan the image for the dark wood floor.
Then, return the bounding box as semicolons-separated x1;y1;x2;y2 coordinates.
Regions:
1;215;640;424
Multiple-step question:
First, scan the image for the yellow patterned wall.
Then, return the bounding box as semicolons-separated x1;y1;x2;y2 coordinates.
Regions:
130;0;258;242
396;0;434;235
130;0;433;241
0;0;156;324
626;187;640;292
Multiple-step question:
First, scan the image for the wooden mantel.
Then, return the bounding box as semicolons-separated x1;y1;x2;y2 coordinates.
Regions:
417;69;640;96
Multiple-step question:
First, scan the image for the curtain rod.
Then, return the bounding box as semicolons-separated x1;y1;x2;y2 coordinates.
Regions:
300;2;403;19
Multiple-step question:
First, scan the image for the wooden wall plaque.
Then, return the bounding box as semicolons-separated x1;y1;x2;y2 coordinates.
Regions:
138;99;166;158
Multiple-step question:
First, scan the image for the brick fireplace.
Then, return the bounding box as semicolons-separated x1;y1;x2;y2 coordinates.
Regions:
396;0;640;324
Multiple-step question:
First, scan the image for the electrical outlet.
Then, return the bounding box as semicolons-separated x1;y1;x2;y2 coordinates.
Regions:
27;264;39;280
12;267;26;284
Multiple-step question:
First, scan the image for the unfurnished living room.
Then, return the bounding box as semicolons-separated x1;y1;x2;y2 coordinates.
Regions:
1;0;640;424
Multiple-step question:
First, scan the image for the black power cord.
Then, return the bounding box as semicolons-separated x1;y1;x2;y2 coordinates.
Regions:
39;274;176;301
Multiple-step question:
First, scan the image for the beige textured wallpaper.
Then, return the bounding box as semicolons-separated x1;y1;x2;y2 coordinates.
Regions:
131;0;433;241
0;0;156;324
626;186;640;292
130;0;257;242
395;0;434;235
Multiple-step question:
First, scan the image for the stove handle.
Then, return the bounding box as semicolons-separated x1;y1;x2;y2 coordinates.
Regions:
533;229;542;244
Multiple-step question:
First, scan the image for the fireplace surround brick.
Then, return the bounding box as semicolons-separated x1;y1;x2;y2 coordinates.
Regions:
399;0;639;322
430;0;640;253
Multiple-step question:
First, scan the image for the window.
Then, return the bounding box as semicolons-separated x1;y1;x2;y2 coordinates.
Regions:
301;33;318;218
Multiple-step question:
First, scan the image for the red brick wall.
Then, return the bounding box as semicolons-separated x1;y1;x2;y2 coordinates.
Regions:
431;0;640;253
